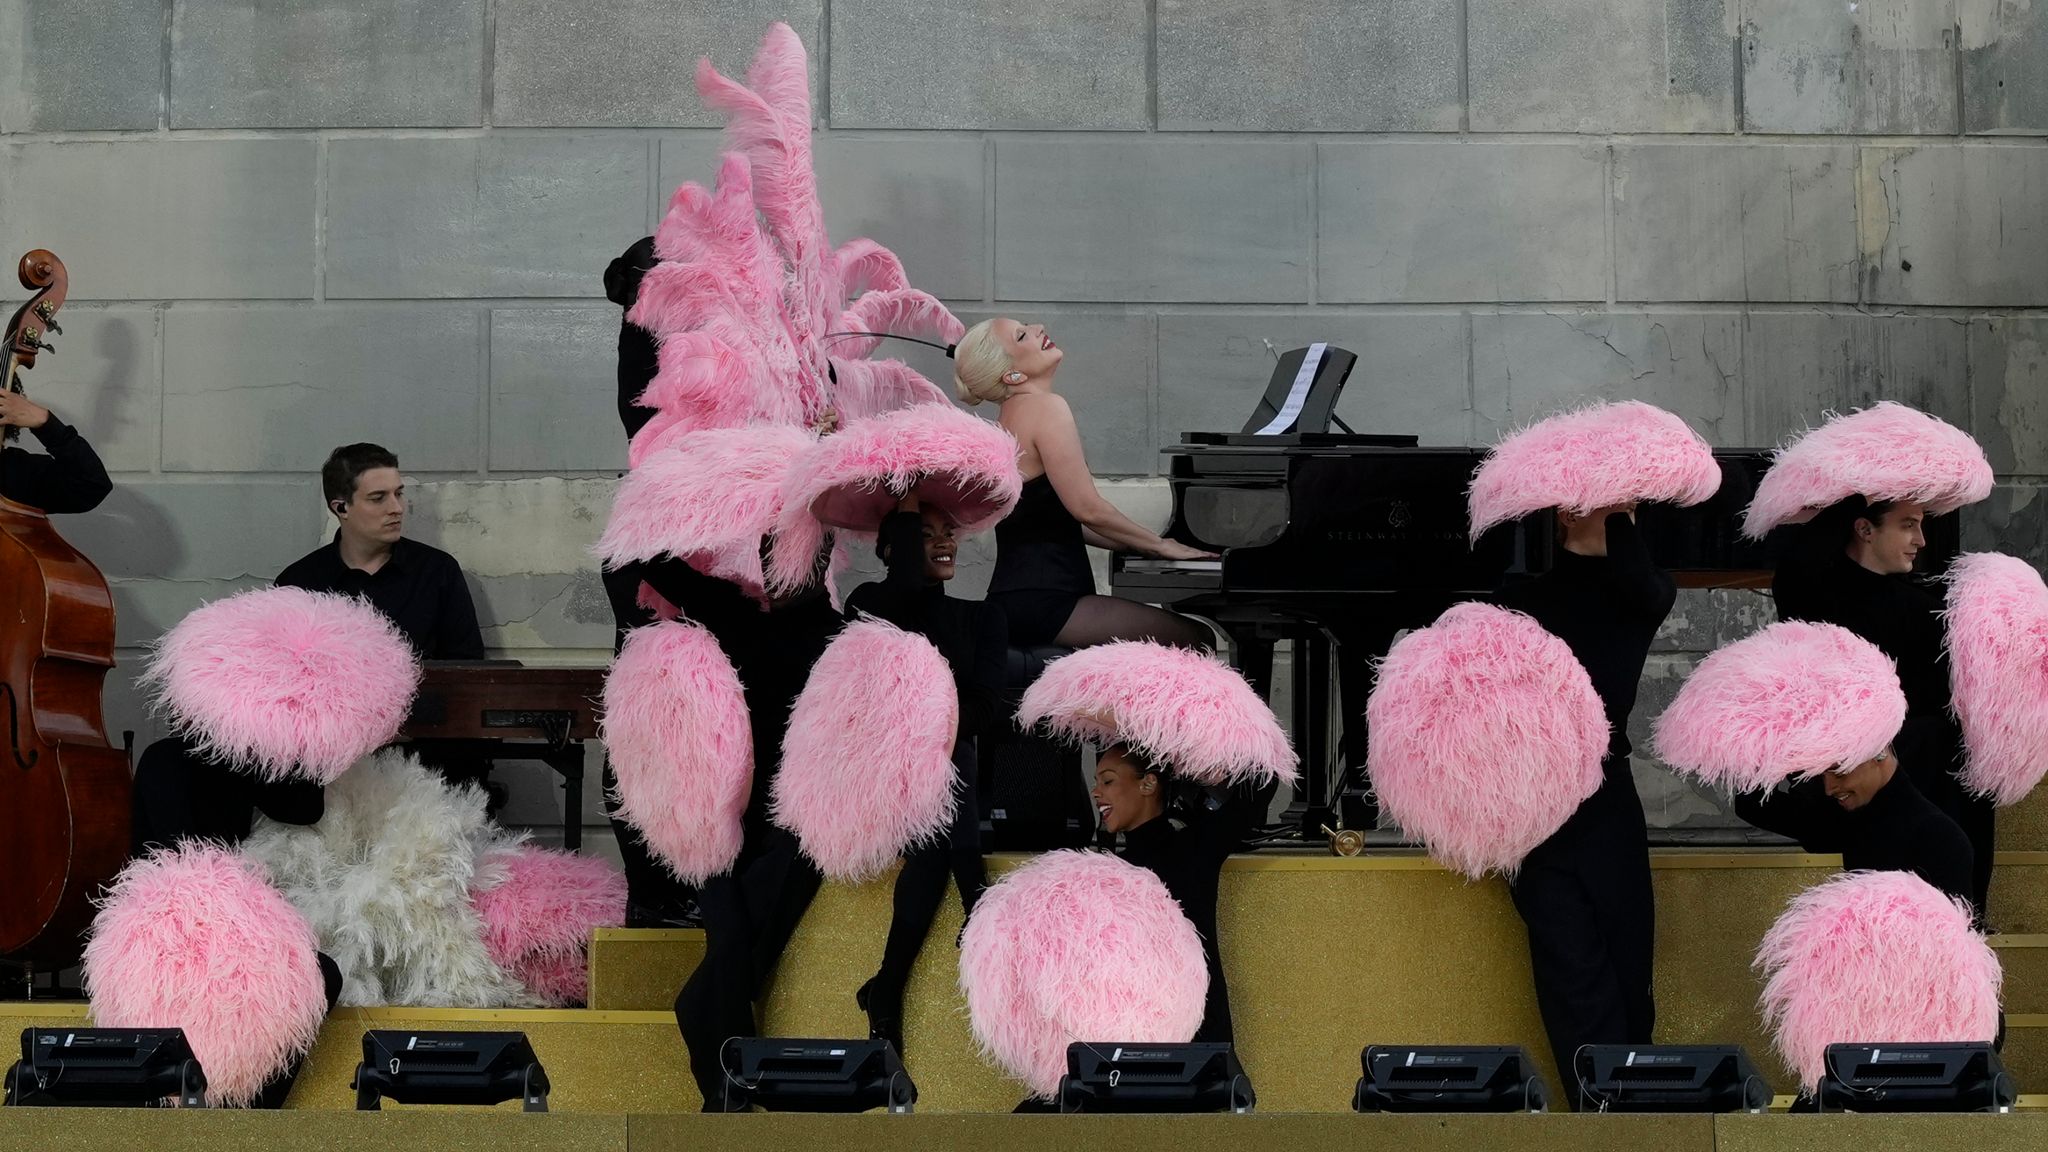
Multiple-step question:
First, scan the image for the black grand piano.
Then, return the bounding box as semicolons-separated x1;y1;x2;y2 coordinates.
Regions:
1108;343;1871;840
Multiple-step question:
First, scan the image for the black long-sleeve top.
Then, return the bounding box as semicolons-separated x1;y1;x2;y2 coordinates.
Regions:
0;415;113;514
130;734;326;855
275;536;487;661
843;511;1010;743
604;236;660;439
1116;779;1270;1043
1772;514;1961;781
1496;514;1677;766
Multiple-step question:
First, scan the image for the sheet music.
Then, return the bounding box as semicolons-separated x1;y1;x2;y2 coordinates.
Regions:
1252;342;1326;436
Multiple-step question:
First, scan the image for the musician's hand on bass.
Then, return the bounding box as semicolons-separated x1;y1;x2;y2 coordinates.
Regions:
0;391;51;430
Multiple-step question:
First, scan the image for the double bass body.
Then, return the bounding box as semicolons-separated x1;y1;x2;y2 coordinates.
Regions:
0;250;131;969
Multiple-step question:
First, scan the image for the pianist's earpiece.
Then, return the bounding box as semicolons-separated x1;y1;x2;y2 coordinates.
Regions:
1004;371;1025;384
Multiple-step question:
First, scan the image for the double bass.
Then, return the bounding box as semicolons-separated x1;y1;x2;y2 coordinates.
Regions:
0;250;130;972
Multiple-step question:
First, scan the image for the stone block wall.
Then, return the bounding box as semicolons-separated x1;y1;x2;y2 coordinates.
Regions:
2;1;2043;836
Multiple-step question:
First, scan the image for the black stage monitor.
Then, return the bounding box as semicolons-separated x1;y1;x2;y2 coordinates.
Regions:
720;1037;915;1113
5;1028;206;1108
1573;1044;1772;1113
1058;1042;1254;1114
352;1030;549;1111
1353;1045;1548;1113
1813;1042;2016;1113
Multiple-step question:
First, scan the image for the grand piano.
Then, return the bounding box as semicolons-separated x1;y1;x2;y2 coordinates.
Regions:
1108;343;1881;840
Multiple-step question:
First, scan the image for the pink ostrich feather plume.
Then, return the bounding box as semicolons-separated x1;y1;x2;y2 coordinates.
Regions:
597;422;815;601
773;617;960;882
624;23;962;450
1756;870;2001;1089
1653;620;1905;793
1943;552;2048;806
1364;602;1607;879
767;403;1020;594
1467;400;1722;541
1018;642;1298;788
1743;402;1994;538
958;850;1208;1100
600;620;753;885
471;845;626;1007
141;586;421;784
84;845;328;1107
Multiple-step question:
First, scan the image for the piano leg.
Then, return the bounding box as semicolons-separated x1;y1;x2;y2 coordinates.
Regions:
1289;634;1334;839
544;744;585;852
1225;628;1275;703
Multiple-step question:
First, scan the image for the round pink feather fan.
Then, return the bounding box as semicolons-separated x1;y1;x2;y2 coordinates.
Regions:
1653;620;1906;793
767;403;1020;593
773;617;960;882
596;422;814;601
470;845;626;1007
958;850;1208;1100
1756;870;2001;1089
600;620;752;886
1017;641;1297;787
1943;552;2048;806
1364;602;1608;878
84;844;329;1107
1743;402;1994;538
140;586;421;783
1467;400;1722;541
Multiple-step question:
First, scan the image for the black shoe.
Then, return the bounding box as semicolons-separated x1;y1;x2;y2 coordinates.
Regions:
626;897;703;929
856;976;904;1056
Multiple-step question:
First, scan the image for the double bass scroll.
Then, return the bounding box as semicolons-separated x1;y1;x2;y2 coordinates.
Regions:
0;249;132;971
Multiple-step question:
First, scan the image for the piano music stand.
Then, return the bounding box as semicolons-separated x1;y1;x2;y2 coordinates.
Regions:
1237;343;1357;438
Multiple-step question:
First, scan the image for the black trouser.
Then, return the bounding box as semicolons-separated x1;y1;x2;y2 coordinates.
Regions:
601;562;698;922
670;591;839;1109
867;745;987;1017
1735;769;1975;907
1508;762;1655;1098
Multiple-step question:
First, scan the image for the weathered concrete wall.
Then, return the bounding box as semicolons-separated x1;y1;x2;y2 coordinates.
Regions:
2;0;2043;838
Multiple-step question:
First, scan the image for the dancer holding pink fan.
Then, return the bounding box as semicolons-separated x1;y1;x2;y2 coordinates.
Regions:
1464;401;1721;1088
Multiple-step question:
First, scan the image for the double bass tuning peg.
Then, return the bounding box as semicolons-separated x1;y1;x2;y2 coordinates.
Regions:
32;302;61;336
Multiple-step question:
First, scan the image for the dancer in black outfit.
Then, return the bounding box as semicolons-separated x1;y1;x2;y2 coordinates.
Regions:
1734;497;1979;909
1089;744;1269;1043
841;498;1008;1053
129;750;342;1109
641;550;838;1109
601;236;701;927
1495;508;1668;1089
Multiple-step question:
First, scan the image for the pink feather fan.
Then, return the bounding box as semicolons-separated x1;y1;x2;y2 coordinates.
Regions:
471;845;626;1007
626;23;961;448
958;850;1208;1100
1364;602;1607;878
1756;870;2001;1089
84;845;328;1107
767;404;1021;594
597;422;815;601
1743;402;1994;538
1653;620;1906;794
1943;552;2048;806
141;586;421;783
1017;641;1297;788
1467;400;1722;541
773;617;960;882
600;620;752;885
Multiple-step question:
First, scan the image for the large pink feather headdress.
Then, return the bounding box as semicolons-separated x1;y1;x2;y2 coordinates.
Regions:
624;22;962;457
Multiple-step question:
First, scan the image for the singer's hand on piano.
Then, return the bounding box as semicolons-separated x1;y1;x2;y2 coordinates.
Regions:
1151;539;1218;562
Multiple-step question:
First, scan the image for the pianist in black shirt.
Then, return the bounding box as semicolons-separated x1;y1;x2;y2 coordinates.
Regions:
952;318;1213;650
274;443;485;661
0;385;113;513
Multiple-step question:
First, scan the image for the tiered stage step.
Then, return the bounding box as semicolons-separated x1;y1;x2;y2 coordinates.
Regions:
6;850;2043;1116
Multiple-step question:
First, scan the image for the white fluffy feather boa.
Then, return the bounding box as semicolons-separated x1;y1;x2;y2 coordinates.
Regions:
241;749;537;1008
